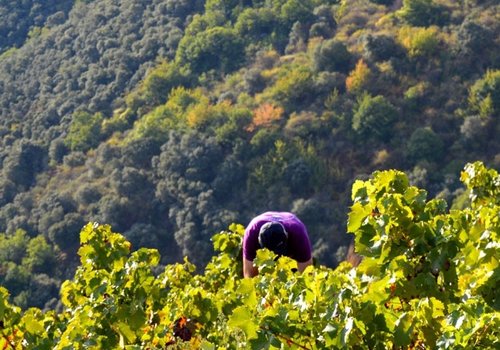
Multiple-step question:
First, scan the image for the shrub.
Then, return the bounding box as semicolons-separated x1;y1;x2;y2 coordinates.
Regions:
352;94;398;141
362;34;404;62
398;26;441;59
64;111;103;152
397;0;449;27
468;70;500;117
406;127;444;162
312;39;352;73
346;59;372;94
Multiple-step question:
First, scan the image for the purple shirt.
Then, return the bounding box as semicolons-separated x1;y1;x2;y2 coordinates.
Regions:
243;211;312;262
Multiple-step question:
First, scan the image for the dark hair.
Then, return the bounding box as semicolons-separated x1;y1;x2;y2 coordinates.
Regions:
258;222;288;256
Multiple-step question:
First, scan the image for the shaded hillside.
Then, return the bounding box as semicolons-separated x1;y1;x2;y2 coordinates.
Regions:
0;0;202;144
0;0;74;54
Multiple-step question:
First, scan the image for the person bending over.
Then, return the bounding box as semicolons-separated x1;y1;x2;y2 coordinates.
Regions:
242;211;313;278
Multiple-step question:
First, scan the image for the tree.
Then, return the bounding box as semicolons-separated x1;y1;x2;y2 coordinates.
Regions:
284;158;314;195
397;0;449;27
280;0;315;27
362;34;404;62
309;5;336;39
176;26;245;76
455;20;494;59
234;7;276;41
97;195;135;234
27;274;60;310
398;26;441;59
468;70;500;117
406;127;444;163
2;141;47;190
48;138;68;165
285;21;308;54
0;229;28;264
140;60;189;107
121;137;161;169
22;235;58;275
248;103;284;132
312;39;352;73
262;65;315;112
111;167;153;200
64;111;103;152
153;131;223;186
346;59;372;94
0;179;16;206
152;131;237;267
352;94;398;141
47;212;85;251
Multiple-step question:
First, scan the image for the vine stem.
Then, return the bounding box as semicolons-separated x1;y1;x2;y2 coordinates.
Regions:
261;326;312;350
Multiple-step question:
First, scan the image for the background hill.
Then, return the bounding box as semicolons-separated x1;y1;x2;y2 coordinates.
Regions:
0;0;499;309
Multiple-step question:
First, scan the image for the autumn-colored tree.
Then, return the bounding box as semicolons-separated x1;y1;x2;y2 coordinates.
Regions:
247;103;284;132
346;59;372;94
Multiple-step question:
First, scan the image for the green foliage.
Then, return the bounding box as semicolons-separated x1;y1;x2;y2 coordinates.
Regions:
64;111;103;152
22;235;57;274
362;34;403;63
403;82;429;110
280;0;316;26
126;87;207;142
468;70;500;117
460;161;500;205
0;0;73;54
352;94;398;141
140;61;189;107
176;26;245;76
234;7;276;42
0;164;498;348
312;39;352;73
398;26;441;59
0;230;29;264
2;141;47;190
0;230;59;309
0;47;18;61
261;65;314;111
406;127;444;163
213;105;253;144
397;0;449;27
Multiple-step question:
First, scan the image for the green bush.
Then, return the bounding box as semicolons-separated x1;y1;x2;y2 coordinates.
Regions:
64;111;103;152
406;127;444;163
352;94;398;141
397;0;449;27
469;70;500;117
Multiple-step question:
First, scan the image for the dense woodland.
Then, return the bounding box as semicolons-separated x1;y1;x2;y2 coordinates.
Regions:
0;0;499;310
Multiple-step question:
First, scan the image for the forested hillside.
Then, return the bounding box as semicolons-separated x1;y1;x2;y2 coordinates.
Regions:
0;0;499;310
0;0;74;54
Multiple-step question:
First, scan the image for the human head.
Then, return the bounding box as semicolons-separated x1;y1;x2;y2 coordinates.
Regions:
258;221;288;256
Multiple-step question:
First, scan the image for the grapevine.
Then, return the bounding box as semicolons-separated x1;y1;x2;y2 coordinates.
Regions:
0;162;498;349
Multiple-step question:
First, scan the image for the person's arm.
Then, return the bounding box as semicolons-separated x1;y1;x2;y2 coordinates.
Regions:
297;257;313;273
243;258;258;278
286;214;313;273
242;217;262;278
